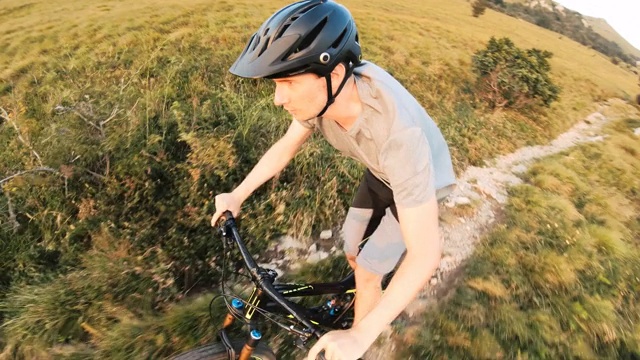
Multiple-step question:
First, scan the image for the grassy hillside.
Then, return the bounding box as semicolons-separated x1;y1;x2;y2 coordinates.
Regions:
500;0;637;65
1;0;639;358
405;105;640;359
2;0;637;127
584;16;640;60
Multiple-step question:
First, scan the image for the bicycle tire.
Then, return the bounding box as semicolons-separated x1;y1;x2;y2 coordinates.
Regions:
171;341;276;360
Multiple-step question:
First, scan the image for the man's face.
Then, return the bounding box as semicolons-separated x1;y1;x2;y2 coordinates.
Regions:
273;73;327;121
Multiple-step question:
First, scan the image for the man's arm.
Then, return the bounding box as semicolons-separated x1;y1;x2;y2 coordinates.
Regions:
308;196;441;360
354;196;442;340
211;119;313;225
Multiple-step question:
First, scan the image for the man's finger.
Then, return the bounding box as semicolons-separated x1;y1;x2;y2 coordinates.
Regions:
211;211;222;227
307;338;325;360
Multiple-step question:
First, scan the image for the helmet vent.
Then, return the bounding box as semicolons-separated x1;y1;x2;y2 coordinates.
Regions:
276;24;291;39
249;34;260;52
295;18;327;53
331;29;347;49
297;2;320;15
258;36;271;57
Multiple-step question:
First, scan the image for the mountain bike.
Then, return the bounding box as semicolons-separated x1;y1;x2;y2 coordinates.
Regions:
171;211;390;360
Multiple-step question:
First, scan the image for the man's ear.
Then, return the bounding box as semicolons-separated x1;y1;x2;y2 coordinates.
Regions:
330;63;347;90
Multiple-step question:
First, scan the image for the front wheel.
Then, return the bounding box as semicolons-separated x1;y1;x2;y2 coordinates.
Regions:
171;340;276;360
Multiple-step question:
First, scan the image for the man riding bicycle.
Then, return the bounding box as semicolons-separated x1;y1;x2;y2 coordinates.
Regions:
210;0;456;359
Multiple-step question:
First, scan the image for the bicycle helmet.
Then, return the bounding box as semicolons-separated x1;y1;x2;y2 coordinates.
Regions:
229;0;362;117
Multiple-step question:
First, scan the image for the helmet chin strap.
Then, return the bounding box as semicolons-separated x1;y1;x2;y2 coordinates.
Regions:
316;64;355;118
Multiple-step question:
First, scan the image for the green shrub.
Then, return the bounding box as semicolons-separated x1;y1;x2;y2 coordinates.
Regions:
471;0;488;17
472;37;561;109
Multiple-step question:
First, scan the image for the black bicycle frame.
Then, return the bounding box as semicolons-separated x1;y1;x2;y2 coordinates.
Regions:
218;212;357;352
244;272;357;329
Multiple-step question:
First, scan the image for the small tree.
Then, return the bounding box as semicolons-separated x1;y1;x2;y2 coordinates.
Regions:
472;0;488;17
472;37;560;109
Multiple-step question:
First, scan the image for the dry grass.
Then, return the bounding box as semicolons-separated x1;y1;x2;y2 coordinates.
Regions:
2;0;637;138
1;0;639;358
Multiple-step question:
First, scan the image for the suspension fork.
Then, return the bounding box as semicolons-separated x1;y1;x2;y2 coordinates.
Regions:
239;288;264;360
220;288;265;360
238;329;263;360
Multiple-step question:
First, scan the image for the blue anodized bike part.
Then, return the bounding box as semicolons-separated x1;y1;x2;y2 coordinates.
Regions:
232;298;244;310
250;329;262;340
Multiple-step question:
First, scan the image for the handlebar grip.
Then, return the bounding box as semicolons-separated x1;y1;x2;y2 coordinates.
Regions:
222;210;234;221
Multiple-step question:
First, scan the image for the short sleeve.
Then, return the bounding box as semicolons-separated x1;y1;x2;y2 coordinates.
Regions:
379;127;435;207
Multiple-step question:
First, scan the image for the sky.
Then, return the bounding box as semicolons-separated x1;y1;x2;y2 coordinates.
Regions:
553;0;640;51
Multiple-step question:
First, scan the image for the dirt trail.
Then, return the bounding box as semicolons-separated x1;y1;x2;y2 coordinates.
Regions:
363;98;638;360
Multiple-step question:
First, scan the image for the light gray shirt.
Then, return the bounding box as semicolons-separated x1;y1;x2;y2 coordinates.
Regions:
298;61;456;207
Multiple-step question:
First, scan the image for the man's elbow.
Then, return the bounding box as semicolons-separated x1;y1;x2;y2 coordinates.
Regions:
406;233;442;272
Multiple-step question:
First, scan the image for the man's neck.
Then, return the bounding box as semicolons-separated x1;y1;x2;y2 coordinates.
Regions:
323;77;362;131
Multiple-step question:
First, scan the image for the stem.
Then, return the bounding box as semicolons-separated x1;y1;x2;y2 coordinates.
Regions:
0;107;43;166
1;167;60;185
5;191;20;232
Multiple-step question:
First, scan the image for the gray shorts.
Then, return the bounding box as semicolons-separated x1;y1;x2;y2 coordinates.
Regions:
342;170;404;276
342;170;451;275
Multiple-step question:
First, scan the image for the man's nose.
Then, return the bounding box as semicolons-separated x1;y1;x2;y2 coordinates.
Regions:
273;84;288;106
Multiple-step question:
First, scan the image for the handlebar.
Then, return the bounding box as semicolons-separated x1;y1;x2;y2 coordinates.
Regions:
219;211;324;339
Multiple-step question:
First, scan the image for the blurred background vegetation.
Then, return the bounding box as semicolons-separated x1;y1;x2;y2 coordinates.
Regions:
0;0;638;358
474;0;640;66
